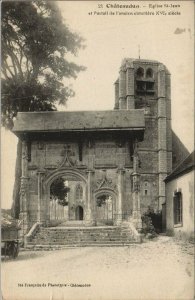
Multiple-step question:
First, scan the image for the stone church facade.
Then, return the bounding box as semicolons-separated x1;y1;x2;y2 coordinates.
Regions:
13;58;173;237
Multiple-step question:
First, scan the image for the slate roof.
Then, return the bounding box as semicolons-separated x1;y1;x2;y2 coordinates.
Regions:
172;131;190;170
165;151;195;182
12;110;145;133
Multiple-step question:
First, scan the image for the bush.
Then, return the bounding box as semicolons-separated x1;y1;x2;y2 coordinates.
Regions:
141;214;157;238
141;207;161;238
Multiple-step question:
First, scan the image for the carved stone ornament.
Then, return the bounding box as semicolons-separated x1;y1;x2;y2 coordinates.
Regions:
37;142;45;150
93;170;117;192
20;178;28;197
87;139;95;149
58;145;77;168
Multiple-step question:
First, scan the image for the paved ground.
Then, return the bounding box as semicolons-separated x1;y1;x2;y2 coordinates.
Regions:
1;236;194;300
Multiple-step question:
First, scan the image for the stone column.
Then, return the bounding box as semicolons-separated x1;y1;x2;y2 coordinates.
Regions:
119;67;127;109
126;67;135;109
116;169;125;225
85;170;95;225
165;71;172;174
131;149;142;231
158;65;168;209
114;79;119;109
19;140;29;236
37;170;45;223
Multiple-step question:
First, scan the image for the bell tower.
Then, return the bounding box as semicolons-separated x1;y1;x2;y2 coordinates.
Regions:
114;58;172;211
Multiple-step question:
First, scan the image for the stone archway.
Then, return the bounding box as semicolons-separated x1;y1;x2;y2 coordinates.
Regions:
95;189;117;226
42;169;87;225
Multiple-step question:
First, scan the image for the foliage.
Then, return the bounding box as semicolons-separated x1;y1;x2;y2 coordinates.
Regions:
50;178;70;206
1;1;85;218
1;0;85;127
96;195;108;207
141;207;158;238
145;207;162;233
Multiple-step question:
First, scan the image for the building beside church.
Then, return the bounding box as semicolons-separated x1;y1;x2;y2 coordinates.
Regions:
12;58;189;245
165;151;194;241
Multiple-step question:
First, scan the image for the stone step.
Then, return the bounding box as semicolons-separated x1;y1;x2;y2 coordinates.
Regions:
29;236;135;241
31;238;135;243
41;227;121;232
27;241;138;249
29;240;135;246
26;243;137;250
36;232;125;237
36;235;133;240
28;225;137;247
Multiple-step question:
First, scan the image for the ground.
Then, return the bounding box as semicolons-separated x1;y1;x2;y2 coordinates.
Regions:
1;236;194;300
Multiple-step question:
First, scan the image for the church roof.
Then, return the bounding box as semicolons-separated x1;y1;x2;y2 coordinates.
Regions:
165;151;195;182
12;110;145;134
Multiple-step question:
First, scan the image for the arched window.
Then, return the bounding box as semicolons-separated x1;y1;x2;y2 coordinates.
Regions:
136;67;144;78
146;68;153;78
143;181;149;196
76;184;83;200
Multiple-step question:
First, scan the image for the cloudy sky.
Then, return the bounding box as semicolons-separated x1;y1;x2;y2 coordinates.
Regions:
1;1;194;208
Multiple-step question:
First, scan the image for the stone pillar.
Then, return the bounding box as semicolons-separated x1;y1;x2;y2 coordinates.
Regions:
85;170;95;225
37;170;45;223
116;169;125;225
131;150;142;231
166;71;172;174
114;79;119;109
19;140;29;236
158;65;168;209
119;67;127;109
126;67;135;109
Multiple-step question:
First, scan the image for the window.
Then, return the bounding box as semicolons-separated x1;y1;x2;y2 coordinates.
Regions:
136;81;154;95
174;192;182;225
136;67;144;78
146;68;153;78
143;181;149;196
146;81;154;91
76;184;83;200
135;67;155;96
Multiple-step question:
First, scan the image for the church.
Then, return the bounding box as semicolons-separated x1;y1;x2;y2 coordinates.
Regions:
12;58;189;246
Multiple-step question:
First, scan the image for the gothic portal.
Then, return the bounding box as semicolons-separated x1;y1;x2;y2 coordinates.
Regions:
12;58;172;234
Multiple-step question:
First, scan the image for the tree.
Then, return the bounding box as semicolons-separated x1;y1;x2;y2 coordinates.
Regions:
1;1;85;218
50;178;70;207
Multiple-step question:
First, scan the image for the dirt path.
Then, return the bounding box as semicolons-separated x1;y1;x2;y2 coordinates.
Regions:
1;236;194;300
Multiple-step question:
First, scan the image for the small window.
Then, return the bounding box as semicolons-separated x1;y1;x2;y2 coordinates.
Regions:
146;68;153;78
144;190;148;195
76;184;83;200
136;67;144;78
174;192;182;225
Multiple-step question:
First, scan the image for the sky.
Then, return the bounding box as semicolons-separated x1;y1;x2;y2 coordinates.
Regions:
1;1;194;209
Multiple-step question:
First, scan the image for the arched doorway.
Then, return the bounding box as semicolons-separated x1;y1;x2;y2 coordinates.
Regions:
75;206;84;220
44;169;87;225
95;191;116;225
49;177;70;222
